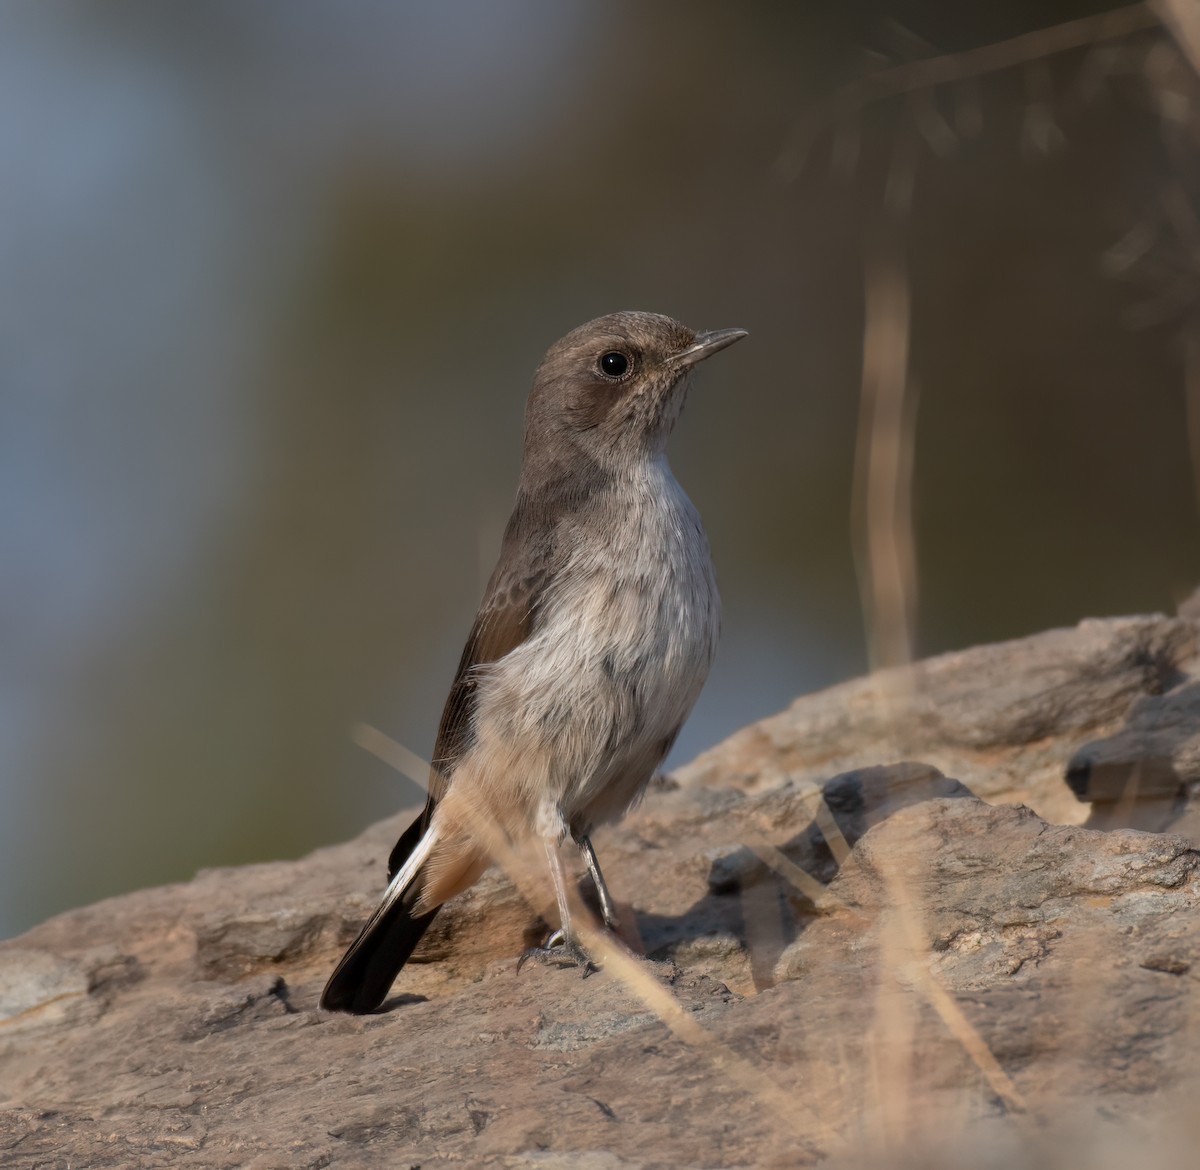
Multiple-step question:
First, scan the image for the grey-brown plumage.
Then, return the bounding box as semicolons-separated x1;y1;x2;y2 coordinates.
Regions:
321;311;746;1013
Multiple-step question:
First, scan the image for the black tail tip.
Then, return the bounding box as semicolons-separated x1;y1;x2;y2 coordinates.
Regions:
319;979;387;1015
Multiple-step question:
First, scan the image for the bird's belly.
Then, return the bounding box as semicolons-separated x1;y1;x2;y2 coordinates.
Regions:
472;513;718;824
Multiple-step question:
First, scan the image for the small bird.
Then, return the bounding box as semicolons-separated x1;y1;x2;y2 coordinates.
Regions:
321;311;746;1013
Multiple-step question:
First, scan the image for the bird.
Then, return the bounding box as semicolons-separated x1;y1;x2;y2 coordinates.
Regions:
320;310;747;1013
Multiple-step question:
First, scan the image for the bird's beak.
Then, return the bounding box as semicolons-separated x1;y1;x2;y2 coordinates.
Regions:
669;327;749;368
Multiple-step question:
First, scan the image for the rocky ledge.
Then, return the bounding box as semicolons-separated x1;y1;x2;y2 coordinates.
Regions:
2;613;1199;1168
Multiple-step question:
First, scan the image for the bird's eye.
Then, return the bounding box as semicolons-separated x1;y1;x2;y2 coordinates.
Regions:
598;351;630;379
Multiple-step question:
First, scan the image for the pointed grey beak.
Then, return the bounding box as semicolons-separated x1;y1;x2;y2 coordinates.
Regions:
669;327;749;368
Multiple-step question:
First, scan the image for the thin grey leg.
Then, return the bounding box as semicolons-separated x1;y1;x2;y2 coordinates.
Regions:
545;838;574;941
578;834;620;931
516;838;595;976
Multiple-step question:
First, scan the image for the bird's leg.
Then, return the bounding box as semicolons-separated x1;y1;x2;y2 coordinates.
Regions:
516;834;597;977
577;834;620;931
546;837;574;943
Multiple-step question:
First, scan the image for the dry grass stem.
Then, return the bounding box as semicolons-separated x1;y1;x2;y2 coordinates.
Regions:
740;877;786;990
1186;326;1200;519
814;796;858;871
350;721;430;791
848;221;1033;1149
783;2;1159;163
885;863;1029;1118
1157;0;1200;73
852;239;918;674
746;839;850;916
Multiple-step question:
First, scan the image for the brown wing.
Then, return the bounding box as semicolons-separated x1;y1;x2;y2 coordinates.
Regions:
427;566;547;798
386;535;550;877
429;494;560;800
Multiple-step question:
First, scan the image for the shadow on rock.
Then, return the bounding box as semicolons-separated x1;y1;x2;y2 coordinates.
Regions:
636;761;974;991
1065;680;1200;842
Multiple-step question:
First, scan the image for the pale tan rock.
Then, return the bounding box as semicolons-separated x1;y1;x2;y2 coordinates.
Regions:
3;614;1200;1167
674;614;1198;827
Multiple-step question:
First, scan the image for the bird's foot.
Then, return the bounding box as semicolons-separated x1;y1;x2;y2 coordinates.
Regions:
516;929;597;978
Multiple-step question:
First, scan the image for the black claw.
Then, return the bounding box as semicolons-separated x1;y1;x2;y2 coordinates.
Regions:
516;931;597;977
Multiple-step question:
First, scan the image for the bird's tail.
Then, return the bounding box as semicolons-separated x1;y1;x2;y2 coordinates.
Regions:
320;814;441;1014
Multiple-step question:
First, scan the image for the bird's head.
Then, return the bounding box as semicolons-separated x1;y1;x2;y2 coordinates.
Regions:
523;311;747;474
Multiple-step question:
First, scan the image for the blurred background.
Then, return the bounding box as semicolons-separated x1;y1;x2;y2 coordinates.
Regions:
3;0;1198;939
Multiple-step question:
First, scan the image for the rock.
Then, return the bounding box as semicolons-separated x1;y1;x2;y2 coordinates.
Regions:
3;613;1200;1167
1067;680;1200;839
775;796;1198;995
673;614;1198;826
0;950;94;1032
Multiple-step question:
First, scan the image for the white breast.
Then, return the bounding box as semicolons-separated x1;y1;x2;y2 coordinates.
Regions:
472;456;719;825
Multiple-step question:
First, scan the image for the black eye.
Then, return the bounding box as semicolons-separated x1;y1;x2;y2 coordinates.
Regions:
598;351;629;378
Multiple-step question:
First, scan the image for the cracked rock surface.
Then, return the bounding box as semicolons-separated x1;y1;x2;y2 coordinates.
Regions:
2;614;1200;1167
